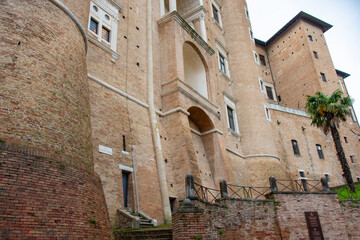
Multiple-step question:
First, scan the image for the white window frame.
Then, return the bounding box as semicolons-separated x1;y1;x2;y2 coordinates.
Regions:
338;77;345;92
224;96;239;134
89;1;120;52
253;50;259;65
259;78;265;93
211;0;222;28
298;170;307;180
216;40;230;78
263;82;276;101
350;108;357;122
249;28;254;41
350;155;355;164
244;7;250;20
264;105;271;122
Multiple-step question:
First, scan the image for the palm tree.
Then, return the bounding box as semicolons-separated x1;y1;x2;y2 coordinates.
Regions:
305;89;355;192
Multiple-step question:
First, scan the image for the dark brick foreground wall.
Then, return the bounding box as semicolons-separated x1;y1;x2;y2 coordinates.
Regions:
0;143;112;239
173;195;360;240
173;199;281;240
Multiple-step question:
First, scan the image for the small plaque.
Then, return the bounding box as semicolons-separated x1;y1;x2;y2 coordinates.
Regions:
305;212;324;240
99;145;113;155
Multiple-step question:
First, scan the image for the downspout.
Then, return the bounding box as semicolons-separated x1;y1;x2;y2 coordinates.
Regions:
146;0;172;223
131;152;140;213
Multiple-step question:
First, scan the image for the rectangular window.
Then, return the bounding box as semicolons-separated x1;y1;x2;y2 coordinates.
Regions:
316;144;324;159
253;51;259;65
122;135;126;152
102;27;110;42
344;137;348;143
219;53;226;74
249;28;254;41
259;78;265;92
308;35;313;41
245;7;250;19
265;106;271;121
90;18;99;34
227;106;235;132
313;51;318;59
224;96;239;133
291;140;300;156
212;4;220;24
320;73;327;82
357;177;360;182
259;54;266;66
266;86;274;100
350;155;355;164
299;171;305;178
89;1;120;52
350;108;357;122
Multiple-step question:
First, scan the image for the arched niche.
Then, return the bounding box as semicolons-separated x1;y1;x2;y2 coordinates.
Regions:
188;107;215;189
183;42;208;98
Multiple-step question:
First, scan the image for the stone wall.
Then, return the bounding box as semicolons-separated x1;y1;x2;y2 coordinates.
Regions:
340;200;360;240
0;143;112;239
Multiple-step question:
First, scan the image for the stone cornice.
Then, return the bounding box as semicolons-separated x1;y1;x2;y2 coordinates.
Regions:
267;103;308;117
158;11;215;56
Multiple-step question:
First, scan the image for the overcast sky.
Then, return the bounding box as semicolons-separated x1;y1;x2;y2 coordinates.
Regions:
246;0;360;119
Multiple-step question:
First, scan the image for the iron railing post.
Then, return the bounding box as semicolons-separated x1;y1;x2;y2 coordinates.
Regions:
220;180;228;198
321;177;330;192
269;176;278;192
186;174;195;199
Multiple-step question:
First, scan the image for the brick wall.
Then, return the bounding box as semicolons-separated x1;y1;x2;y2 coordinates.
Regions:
173;199;281;240
274;193;349;239
0;0;93;165
0;143;112;239
173;193;360;240
340;200;360;240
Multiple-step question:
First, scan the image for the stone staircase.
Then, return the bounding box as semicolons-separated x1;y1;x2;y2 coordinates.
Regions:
113;227;173;240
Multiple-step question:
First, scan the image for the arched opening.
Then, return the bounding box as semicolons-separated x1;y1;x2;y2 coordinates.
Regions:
188;107;215;188
183;42;208;98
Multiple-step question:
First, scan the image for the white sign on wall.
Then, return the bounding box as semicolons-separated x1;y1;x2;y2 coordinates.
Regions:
99;145;113;155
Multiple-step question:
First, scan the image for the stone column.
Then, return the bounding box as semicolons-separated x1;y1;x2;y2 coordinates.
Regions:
199;13;207;42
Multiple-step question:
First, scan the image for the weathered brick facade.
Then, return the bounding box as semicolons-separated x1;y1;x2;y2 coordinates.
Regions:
1;0;359;235
0;144;112;239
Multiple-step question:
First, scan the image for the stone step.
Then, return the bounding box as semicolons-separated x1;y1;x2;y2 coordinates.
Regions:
114;227;172;240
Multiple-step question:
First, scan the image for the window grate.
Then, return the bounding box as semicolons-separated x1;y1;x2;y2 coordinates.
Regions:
90;18;98;34
102;27;110;42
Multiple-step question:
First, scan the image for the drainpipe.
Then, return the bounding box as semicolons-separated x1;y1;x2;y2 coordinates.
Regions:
146;0;172;223
132;152;140;213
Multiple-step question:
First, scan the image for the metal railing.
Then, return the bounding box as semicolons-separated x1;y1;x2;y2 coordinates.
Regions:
226;184;271;200
193;182;221;203
275;179;323;192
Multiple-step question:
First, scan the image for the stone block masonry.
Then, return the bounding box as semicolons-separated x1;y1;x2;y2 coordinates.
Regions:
0;143;112;239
